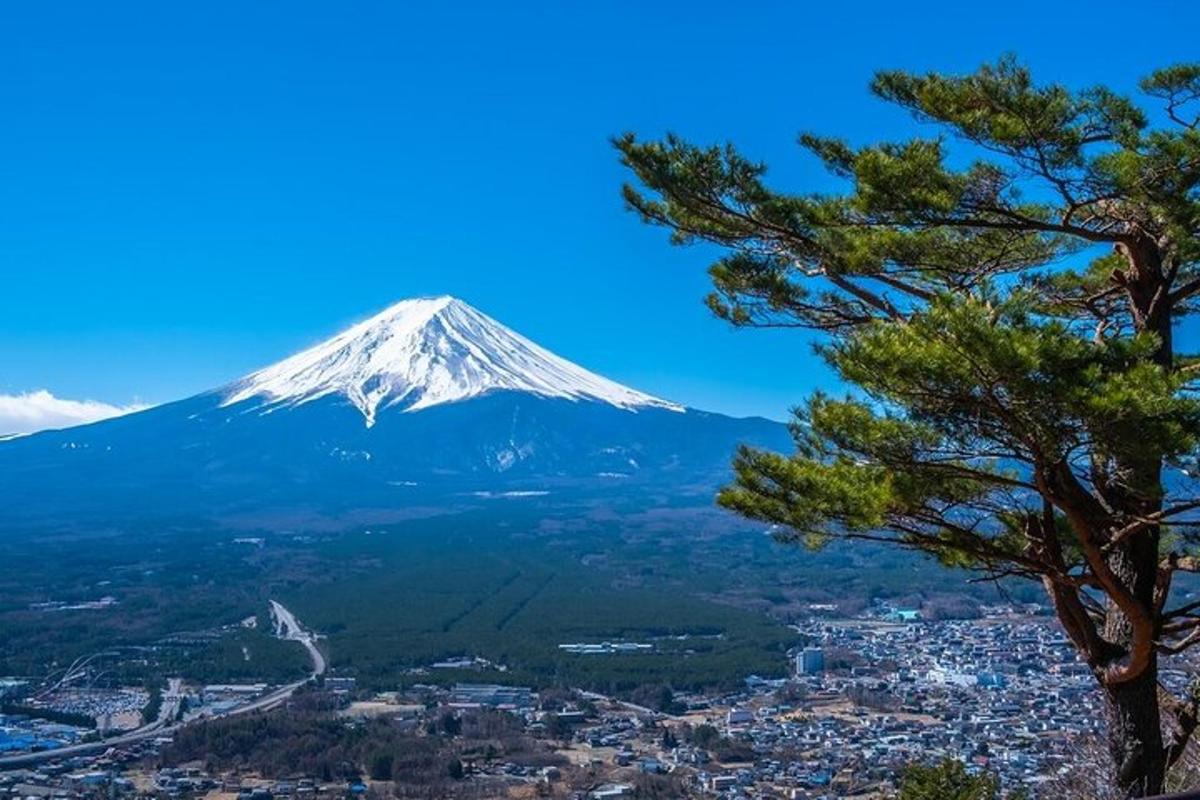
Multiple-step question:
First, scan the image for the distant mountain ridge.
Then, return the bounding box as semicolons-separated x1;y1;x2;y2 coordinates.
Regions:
0;298;789;527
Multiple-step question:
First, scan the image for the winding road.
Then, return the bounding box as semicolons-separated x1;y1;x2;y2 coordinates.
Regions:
0;600;325;770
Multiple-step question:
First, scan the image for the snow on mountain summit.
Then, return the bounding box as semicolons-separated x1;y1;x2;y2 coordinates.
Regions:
222;296;683;426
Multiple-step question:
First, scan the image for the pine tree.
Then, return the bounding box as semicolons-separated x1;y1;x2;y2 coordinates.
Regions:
898;759;1001;800
617;57;1200;797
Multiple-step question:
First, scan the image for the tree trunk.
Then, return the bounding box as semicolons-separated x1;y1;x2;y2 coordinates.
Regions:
1100;232;1169;796
1099;492;1165;797
1106;663;1166;798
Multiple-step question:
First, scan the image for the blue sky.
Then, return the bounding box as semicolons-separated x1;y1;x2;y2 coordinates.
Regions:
1;1;1197;425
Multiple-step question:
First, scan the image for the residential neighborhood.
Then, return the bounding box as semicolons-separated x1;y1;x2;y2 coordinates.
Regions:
2;604;1157;798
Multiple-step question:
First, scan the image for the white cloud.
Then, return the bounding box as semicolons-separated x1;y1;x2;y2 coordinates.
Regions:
0;390;150;436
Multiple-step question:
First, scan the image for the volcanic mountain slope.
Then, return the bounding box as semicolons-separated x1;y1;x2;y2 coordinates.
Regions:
224;296;682;422
0;297;790;525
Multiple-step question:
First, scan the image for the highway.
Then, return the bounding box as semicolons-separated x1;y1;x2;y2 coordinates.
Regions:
0;601;325;771
578;689;680;720
270;600;326;676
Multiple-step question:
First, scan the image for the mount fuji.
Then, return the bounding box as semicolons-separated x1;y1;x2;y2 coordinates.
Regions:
0;297;789;527
223;296;683;423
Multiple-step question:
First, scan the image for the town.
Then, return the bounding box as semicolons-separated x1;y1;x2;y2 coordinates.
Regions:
1;602;1148;799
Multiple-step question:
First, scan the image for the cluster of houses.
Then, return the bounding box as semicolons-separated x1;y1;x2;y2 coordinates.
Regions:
547;609;1128;796
623;609;1116;795
0;765;367;800
3;606;1176;798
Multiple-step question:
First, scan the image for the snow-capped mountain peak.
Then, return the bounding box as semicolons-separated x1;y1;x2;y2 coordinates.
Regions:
222;296;683;426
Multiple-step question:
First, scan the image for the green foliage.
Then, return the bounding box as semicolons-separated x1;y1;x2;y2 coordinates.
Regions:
543;713;572;741
2;507;992;698
661;727;678;749
619;55;1200;795
282;515;796;693
141;676;164;725
898;759;1001;800
368;752;393;781
439;711;462;737
617;56;1200;579
160;628;313;685
687;723;720;749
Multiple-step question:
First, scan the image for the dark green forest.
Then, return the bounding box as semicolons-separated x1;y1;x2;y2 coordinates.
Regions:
0;502;1026;693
